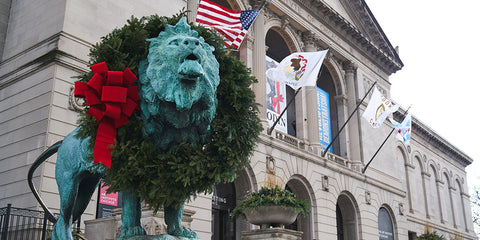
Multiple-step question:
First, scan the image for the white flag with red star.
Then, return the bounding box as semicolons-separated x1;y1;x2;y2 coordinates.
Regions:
390;113;412;146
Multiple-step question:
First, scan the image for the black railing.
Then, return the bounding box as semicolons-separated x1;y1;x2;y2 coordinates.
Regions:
0;204;54;240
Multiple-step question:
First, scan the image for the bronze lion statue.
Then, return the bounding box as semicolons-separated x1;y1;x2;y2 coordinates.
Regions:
28;17;226;240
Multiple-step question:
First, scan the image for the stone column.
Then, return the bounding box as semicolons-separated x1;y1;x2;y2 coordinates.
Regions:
436;179;445;223
405;163;415;213
421;172;430;219
187;0;197;23
343;61;360;161
301;32;319;147
461;191;470;232
335;94;349;158
449;185;457;228
251;0;267;129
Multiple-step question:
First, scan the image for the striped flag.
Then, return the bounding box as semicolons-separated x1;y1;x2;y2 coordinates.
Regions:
196;0;260;49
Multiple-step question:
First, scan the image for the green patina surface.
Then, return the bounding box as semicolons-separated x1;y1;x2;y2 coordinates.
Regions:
36;13;262;240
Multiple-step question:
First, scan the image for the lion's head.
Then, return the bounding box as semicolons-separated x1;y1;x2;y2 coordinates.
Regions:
138;17;220;151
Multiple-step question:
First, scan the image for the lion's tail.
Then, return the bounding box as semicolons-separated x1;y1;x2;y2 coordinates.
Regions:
27;140;63;223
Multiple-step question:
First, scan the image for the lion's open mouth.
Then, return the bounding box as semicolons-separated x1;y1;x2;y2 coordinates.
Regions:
178;53;204;85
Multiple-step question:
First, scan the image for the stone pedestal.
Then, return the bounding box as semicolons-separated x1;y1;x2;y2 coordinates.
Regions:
85;216;118;240
85;207;195;240
241;228;303;240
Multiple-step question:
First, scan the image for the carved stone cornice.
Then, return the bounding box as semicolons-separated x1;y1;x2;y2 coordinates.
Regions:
268;0;403;75
340;0;390;53
393;111;473;167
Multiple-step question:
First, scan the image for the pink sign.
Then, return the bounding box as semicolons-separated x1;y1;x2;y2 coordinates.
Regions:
99;183;118;206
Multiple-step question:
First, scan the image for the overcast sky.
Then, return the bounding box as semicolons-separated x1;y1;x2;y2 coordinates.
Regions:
364;1;480;192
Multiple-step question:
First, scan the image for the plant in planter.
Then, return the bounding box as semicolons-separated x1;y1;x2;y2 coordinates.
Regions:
232;185;310;229
415;230;446;240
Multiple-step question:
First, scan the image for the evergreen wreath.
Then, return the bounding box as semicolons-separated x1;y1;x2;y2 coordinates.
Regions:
75;12;263;210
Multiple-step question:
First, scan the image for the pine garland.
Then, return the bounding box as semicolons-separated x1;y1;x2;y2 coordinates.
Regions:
76;12;263;209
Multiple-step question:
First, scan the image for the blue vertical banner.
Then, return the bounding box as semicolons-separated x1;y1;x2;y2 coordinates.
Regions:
317;87;332;153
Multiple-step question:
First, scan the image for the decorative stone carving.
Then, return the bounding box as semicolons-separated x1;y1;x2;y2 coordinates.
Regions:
342;60;358;74
263;8;278;23
266;155;276;174
399;203;405;215
322;175;329;191
68;86;85;112
302;31;317;51
250;0;269;10
365;191;371;204
281;16;290;30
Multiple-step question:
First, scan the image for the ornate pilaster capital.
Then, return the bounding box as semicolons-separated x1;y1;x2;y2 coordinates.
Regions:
281;16;291;29
342;60;358;74
264;8;274;21
250;0;270;10
301;31;318;51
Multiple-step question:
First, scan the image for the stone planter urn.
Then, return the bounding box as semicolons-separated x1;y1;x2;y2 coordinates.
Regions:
244;205;300;229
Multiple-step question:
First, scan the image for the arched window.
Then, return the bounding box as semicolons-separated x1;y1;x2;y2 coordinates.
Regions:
317;69;340;155
378;207;395;240
427;165;441;221
336;193;359;240
454;179;466;230
441;172;454;226
266;29;297;137
411;157;426;215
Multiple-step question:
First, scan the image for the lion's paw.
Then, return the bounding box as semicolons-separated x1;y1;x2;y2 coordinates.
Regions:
120;225;147;237
181;227;198;239
168;226;197;239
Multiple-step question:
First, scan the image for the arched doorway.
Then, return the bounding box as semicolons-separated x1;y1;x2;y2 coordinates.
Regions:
336;193;359;240
378;207;395;240
285;177;315;240
211;168;255;240
212;182;236;240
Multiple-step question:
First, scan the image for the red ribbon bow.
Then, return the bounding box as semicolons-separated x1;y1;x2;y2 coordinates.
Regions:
74;62;139;168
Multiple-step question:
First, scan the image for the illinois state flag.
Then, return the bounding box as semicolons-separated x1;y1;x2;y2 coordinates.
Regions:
362;86;399;128
196;0;259;49
390;113;412;146
266;50;328;90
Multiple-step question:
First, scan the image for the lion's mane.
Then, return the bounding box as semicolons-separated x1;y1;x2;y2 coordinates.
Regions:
77;14;262;209
137;18;220;150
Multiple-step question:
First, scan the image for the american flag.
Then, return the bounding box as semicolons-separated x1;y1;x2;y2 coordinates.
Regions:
196;0;260;49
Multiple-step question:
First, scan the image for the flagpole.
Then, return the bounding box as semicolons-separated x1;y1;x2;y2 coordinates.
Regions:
362;106;411;174
321;80;378;157
257;0;268;11
267;48;329;135
267;88;300;135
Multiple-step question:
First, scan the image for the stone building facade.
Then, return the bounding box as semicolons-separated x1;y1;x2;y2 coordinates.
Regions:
0;0;475;239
